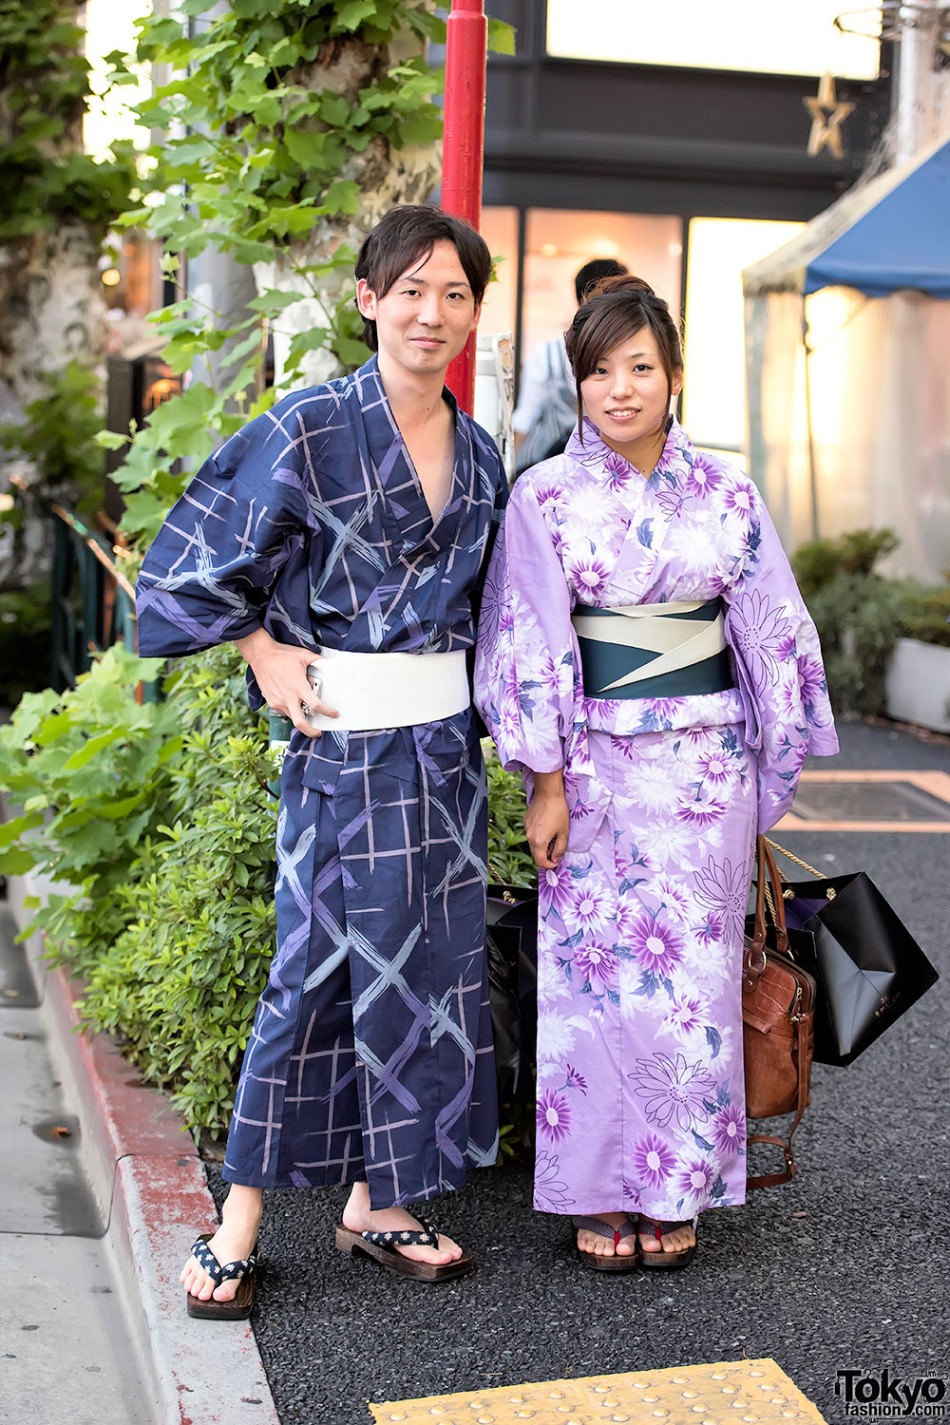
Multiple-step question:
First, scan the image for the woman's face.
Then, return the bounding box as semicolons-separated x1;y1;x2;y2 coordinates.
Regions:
579;326;683;467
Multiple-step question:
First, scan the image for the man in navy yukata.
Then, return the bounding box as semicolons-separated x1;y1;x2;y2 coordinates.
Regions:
136;206;507;1312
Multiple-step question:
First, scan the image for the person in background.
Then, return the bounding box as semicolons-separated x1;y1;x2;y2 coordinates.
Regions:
513;257;629;474
476;275;837;1271
137;205;507;1314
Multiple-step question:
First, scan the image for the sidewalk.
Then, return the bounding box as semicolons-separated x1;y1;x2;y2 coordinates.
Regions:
0;877;279;1425
3;719;948;1425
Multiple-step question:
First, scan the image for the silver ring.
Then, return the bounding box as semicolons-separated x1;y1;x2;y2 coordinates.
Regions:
300;700;313;717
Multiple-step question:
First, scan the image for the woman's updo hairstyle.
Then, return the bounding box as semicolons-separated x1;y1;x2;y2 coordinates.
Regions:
564;275;684;438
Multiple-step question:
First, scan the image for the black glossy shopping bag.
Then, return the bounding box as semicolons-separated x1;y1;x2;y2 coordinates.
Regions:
760;864;939;1066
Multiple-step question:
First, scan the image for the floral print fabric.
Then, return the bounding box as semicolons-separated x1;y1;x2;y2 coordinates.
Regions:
475;417;837;1219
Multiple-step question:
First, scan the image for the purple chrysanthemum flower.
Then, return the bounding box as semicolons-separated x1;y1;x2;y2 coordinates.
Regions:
677;1159;717;1198
563;879;612;935
713;1102;746;1156
728;589;794;688
631;1132;677;1189
534;1150;574;1210
676;797;727;830
696;750;735;786
662;996;706;1036
627;913;685;978
604;453;635;491
537;1088;573;1142
694;855;751;943
640;697;683;727
695;912;724;947
797;653;828;716
563;1063;589;1094
630;1053;715;1131
723;479;756;516
686;460;723;500
574;941;618;986
533;483;562;516
539;859;575;918
568;554;612;600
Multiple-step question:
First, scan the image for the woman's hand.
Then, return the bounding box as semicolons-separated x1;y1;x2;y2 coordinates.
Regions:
234;628;338;739
525;769;570;869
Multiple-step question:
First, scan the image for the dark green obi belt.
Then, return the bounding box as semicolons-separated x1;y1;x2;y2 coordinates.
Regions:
571;597;736;700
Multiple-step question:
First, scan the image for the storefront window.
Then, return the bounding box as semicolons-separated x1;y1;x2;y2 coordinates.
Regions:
682;217;805;461
547;0;880;79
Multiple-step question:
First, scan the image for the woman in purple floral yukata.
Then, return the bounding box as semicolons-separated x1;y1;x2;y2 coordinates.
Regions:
475;276;837;1270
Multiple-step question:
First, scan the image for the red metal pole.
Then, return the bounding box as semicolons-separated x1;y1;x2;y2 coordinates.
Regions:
442;0;488;414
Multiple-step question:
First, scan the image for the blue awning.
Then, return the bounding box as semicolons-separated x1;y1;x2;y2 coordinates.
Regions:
743;137;950;299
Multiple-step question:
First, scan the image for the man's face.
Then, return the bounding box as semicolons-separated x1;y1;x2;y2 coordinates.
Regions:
357;239;480;380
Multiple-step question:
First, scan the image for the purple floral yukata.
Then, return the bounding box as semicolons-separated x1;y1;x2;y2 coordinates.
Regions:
475;417;837;1222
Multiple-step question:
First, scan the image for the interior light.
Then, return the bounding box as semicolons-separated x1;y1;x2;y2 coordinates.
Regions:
591;238;620;258
539;243;559;257
101;267;121;287
668;241;684;257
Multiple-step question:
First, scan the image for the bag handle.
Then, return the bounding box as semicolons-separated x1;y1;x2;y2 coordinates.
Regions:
763;836;821;880
748;835;789;958
746;836;806;1190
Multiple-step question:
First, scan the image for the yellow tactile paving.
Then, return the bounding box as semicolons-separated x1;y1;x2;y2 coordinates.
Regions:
369;1358;827;1425
776;768;950;833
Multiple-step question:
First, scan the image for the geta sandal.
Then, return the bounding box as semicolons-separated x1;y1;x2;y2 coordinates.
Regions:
335;1212;473;1283
637;1215;698;1270
185;1233;258;1319
572;1215;639;1272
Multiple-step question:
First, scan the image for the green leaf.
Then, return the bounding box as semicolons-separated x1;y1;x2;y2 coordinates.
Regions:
488;18;517;56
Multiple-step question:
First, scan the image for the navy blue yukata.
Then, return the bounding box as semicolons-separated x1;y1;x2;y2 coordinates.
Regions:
137;357;506;1207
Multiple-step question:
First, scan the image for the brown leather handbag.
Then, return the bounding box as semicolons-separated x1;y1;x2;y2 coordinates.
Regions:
742;836;816;1190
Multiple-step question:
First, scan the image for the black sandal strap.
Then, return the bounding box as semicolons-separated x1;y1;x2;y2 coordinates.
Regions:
361;1213;439;1249
191;1235;257;1283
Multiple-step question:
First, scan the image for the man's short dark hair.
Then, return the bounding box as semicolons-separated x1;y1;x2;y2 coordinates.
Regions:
574;258;629;305
355;205;493;351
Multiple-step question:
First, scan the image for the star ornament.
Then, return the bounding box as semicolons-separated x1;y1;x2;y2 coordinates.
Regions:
804;72;855;158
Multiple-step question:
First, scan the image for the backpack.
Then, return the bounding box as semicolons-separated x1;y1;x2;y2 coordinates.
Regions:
515;339;577;474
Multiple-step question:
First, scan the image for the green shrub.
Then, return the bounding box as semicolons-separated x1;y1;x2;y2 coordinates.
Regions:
484;741;533;888
0;644;178;963
792;528;904;718
898;578;950;649
78;649;277;1137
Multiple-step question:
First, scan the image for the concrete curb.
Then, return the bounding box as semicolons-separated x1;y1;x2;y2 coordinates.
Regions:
7;872;280;1425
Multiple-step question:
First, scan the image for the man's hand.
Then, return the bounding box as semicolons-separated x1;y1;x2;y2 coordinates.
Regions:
525;769;570;869
235;628;338;739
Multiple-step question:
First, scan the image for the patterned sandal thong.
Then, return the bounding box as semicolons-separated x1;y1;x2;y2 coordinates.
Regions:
186;1233;258;1319
572;1215;640;1272
335;1212;474;1283
637;1215;698;1270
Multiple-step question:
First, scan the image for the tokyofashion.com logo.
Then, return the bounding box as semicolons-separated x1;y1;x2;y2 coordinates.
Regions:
836;1370;949;1419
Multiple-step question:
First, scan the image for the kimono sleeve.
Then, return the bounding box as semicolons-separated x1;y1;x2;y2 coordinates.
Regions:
136;417;310;660
723;487;838;833
474;477;575;776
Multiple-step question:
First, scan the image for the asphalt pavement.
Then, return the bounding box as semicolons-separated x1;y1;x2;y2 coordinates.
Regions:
4;717;949;1425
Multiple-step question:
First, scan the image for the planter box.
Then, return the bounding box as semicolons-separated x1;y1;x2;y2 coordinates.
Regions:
885;637;950;733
